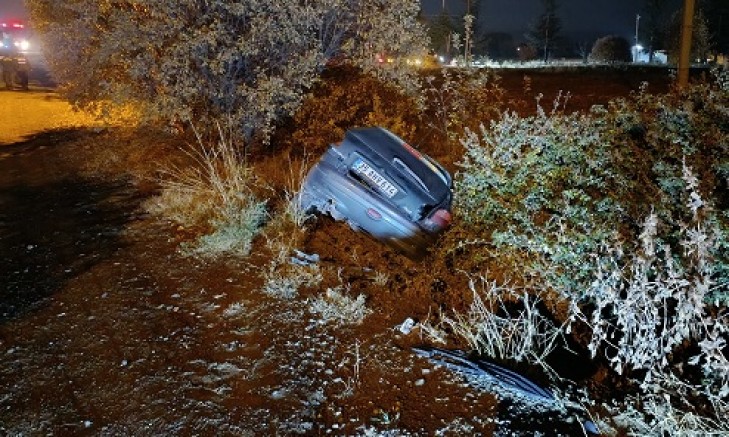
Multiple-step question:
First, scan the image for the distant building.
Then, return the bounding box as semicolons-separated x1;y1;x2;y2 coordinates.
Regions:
635;49;668;64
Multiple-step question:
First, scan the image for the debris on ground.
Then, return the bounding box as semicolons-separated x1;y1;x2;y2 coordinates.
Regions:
412;346;556;407
290;249;320;266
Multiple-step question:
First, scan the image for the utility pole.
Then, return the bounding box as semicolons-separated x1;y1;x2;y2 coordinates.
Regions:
678;0;695;89
544;13;550;62
442;0;450;58
634;14;641;62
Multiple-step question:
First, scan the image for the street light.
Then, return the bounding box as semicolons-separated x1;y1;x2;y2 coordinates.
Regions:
633;44;644;62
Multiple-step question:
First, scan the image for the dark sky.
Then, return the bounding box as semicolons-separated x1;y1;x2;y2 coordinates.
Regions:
421;0;683;42
0;0;26;20
2;0;683;42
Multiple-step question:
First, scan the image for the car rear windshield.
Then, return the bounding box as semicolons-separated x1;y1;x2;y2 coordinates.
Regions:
341;128;451;203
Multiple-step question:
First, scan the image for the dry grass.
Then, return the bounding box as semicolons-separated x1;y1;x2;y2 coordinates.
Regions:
426;275;567;378
145;125;267;257
261;263;323;299
308;286;371;326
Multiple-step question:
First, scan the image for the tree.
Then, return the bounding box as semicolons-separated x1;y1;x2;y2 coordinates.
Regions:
526;0;562;62
642;0;672;62
702;0;729;59
27;0;429;147
576;40;593;63
590;35;633;63
666;8;712;63
427;11;458;57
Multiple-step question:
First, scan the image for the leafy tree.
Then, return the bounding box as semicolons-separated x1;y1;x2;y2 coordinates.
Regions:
427;11;458;57
590;35;633;63
526;0;562;62
516;43;538;61
27;0;428;147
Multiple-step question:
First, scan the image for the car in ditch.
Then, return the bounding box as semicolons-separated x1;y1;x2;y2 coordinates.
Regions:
298;127;453;259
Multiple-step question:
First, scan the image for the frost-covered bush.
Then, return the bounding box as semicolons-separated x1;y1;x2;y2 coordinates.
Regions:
604;71;729;304
28;0;428;145
451;70;729;301
453;100;626;294
588;200;729;434
449;70;729;434
576;166;724;375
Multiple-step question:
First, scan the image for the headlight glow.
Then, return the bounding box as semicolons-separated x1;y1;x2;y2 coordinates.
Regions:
14;40;30;51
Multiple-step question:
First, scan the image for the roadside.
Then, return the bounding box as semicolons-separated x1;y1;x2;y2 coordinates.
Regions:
0;68;686;434
0;58;104;145
0;89;103;145
0;89;593;435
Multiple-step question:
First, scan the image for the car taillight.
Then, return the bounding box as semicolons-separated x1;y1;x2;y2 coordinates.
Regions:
401;142;422;159
431;209;452;228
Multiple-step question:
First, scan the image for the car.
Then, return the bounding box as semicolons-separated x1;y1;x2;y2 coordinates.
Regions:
298;127;453;259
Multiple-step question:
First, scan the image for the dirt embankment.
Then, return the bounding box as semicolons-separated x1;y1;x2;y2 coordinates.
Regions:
0;67;678;435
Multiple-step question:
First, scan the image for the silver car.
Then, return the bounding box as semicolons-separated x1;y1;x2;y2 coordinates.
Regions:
298;127;453;259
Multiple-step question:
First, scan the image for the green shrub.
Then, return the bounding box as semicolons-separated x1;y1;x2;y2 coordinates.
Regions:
589;35;632;63
451;70;729;301
29;0;428;146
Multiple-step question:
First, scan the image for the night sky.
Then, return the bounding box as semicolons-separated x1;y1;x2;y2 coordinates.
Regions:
2;0;683;42
0;0;26;19
421;0;683;41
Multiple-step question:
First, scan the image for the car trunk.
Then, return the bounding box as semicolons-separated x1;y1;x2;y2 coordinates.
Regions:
336;127;451;221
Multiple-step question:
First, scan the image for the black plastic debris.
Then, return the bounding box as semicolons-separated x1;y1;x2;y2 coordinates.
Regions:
412;346;555;405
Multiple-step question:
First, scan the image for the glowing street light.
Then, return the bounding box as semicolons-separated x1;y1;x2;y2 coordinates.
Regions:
632;44;644;62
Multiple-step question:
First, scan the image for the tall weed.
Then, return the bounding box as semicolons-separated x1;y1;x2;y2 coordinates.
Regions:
146;126;267;257
435;276;567;378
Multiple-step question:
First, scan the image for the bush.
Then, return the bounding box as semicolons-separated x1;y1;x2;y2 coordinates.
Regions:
28;0;428;146
589;35;632;63
453;101;627;294
284;67;421;155
446;68;729;435
451;70;729;301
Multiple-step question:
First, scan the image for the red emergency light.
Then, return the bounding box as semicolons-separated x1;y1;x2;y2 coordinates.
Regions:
1;21;25;29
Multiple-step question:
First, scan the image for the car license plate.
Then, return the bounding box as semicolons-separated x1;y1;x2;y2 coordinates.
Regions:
353;159;398;198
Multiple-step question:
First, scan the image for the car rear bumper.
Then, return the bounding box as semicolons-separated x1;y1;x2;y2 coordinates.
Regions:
302;161;435;259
